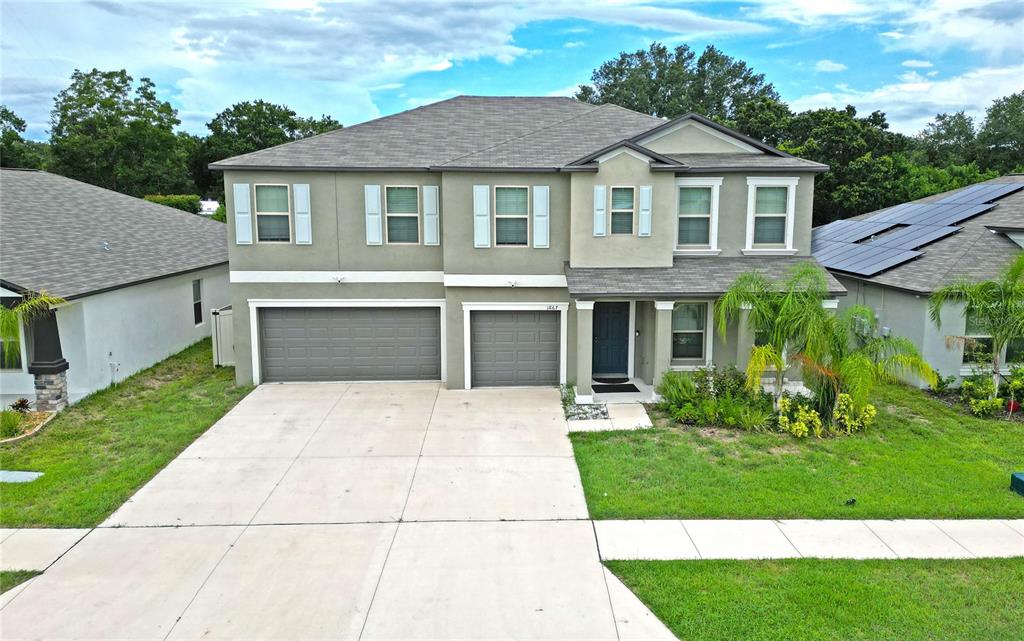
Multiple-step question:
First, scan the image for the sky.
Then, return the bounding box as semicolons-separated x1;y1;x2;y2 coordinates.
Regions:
2;0;1023;141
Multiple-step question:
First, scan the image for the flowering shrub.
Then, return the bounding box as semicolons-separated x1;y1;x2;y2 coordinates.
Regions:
777;396;823;438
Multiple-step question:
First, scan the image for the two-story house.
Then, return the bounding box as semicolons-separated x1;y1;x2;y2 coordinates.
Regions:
211;96;842;402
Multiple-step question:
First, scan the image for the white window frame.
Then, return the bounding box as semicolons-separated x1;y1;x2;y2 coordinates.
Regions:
660;300;714;369
609;186;635;235
493;185;530;248
744;177;799;255
462;301;568;389
675;177;722;254
253;183;292;244
192;279;204;327
384;185;421;245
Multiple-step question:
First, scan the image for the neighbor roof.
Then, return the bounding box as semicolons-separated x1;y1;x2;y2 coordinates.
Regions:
209;96;818;172
0;169;228;300
816;175;1024;294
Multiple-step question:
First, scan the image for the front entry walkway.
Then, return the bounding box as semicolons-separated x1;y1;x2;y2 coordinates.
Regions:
0;383;672;640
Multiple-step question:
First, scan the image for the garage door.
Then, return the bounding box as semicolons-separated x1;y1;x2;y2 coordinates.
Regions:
470;310;560;387
259;307;441;382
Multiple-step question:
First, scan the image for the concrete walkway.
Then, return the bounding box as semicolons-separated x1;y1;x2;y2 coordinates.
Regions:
595;518;1024;560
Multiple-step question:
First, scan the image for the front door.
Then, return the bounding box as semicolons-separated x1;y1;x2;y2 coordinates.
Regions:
593;302;629;375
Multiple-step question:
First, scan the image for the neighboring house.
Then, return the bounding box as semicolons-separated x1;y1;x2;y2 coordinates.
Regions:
813;175;1024;384
210;96;842;402
199;200;221;216
0;169;230;409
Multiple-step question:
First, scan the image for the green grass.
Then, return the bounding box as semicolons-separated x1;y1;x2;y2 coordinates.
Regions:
571;384;1024;519
0;570;41;594
607;558;1024;641
0;339;251;528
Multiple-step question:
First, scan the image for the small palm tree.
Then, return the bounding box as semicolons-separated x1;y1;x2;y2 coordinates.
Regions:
928;253;1024;394
0;291;66;368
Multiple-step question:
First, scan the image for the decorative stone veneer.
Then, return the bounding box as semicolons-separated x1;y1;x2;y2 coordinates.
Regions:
34;371;68;412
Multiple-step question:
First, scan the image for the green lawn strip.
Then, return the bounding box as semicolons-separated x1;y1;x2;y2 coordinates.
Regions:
572;383;1024;519
607;558;1024;641
0;570;41;594
0;339;252;528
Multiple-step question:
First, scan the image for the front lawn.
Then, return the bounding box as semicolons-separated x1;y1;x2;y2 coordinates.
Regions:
608;558;1024;641
0;570;41;594
571;383;1024;519
0;339;251;528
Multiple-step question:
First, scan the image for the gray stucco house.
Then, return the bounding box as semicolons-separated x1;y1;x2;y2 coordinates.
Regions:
210;96;843;402
814;175;1024;384
0;169;230;409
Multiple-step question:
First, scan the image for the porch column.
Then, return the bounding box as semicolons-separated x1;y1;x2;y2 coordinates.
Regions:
653;301;674;387
736;304;755;370
28;309;70;412
575;300;594;400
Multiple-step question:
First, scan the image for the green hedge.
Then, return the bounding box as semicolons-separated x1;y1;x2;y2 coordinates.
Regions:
143;194;201;214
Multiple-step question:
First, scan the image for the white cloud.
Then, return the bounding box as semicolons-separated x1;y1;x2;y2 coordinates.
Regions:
880;30;906;39
563;41;585;49
790;63;1024;133
745;0;881;26
901;59;933;68
815;59;847;72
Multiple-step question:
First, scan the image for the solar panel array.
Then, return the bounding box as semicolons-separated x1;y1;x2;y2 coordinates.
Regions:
812;182;1023;277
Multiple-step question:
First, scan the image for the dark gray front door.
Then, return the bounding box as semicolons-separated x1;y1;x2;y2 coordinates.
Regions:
259;307;441;382
470;310;560;387
593;302;629;375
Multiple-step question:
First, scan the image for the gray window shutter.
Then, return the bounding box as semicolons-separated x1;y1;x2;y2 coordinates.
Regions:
593;184;607;237
294;183;312;245
638;185;653;237
532;185;549;249
233;183;252;245
473;185;490;248
423;185;440;246
364;185;382;246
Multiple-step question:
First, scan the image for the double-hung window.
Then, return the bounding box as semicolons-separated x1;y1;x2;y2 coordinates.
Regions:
385;186;420;244
192;279;203;326
671;302;707;361
963;311;994;365
254;185;291;242
753;186;788;246
494;186;529;246
678;187;712;247
610;187;634;235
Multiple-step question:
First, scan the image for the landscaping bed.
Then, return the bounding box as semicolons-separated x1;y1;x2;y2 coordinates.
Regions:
0;410;54;442
608;558;1024;641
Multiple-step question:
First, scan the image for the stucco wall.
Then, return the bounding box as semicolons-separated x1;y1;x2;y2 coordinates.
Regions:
641;121;760;154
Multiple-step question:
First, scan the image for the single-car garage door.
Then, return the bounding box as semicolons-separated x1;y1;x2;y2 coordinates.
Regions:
470;310;560;387
259;307;441;382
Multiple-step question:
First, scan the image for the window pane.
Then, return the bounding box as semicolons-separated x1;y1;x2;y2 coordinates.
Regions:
963;337;993;364
495;217;528;245
0;340;22;369
754;216;786;244
386;187;418;214
755;186;787;214
1007;338;1024;363
611;211;633;234
193;301;203;325
611;187;634;210
672;333;704;359
387;215;419;243
192;279;201;302
495;187;528;215
255;185;289;213
965;310;987;335
677;217;710;245
257;215;290;242
672;303;706;331
678;187;711;215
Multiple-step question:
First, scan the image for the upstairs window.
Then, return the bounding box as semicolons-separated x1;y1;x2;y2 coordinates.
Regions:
385;186;420;244
678;187;712;247
192;279;203;326
495;186;529;246
753;186;788;246
610;187;634;235
672;302;707;360
254;185;291;242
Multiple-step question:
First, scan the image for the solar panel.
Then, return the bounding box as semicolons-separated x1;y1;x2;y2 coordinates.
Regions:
813;219;895;243
864;225;959;250
935;182;1023;204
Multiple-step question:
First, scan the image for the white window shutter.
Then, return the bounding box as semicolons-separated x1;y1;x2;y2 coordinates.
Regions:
423;185;440;246
593;185;607;237
638;185;653;237
232;183;252;245
473;185;490;248
293;183;312;245
532;185;549;249
364;185;382;246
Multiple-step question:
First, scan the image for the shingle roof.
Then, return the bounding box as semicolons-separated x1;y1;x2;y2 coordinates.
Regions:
661;153;827;172
0;169;228;300
564;257;846;299
829;175;1024;293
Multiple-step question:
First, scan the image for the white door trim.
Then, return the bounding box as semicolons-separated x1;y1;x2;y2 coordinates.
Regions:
461;301;569;390
248;298;447;385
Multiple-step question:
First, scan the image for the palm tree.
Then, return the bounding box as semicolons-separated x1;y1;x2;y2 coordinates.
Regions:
928;253;1024;394
0;291;66;368
715;262;834;407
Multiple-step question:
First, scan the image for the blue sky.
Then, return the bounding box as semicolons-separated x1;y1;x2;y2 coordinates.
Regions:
3;1;1022;141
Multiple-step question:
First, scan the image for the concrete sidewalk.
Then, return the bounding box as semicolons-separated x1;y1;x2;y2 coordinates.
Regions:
595;519;1024;560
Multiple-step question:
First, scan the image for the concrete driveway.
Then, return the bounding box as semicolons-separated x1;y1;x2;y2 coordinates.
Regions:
0;383;672;640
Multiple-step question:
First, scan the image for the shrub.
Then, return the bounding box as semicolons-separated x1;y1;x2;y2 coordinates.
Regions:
968;397;1005;417
930;374;957;395
211;204;226;222
831;393;877;434
0;410;23;438
143;194;202;214
9;398;31;413
738;405;773;432
960;376;996;403
777;396;823;438
656;371;699;409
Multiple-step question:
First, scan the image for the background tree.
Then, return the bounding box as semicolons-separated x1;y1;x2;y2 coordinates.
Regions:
976;91;1024;174
733;97;793;146
916;111;977;167
575;43;779;121
1;106;50;169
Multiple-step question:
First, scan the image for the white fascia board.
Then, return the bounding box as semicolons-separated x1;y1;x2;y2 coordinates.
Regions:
444;274;568;288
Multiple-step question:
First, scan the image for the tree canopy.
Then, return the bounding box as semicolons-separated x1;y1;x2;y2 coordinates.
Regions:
1;106;50;169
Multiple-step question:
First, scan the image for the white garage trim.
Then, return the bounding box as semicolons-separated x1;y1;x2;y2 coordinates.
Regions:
461;302;569;390
443;274;568;288
232;270;444;283
247;298;447;385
